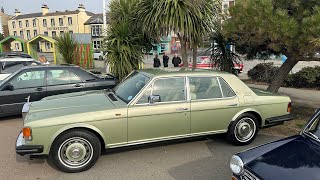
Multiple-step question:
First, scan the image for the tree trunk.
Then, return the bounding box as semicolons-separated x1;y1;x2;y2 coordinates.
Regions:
192;45;197;68
179;35;188;67
267;57;299;93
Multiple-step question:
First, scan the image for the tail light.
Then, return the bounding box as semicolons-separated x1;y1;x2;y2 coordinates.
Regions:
287;102;292;113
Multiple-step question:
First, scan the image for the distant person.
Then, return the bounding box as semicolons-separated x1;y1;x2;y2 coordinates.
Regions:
153;54;161;68
172;54;182;67
163;53;169;67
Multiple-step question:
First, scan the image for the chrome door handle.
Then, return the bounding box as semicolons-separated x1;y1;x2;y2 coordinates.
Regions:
227;104;238;107
176;108;189;111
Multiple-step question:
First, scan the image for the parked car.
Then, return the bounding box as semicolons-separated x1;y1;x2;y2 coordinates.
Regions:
93;50;104;60
0;58;41;81
180;56;244;74
0;52;33;59
0;65;117;117
230;109;320;180
16;68;292;172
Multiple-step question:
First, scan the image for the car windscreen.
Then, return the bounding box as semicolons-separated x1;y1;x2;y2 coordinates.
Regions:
0;61;39;74
304;110;320;141
114;71;150;103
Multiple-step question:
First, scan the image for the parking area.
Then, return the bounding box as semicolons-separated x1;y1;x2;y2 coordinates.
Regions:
0;116;280;180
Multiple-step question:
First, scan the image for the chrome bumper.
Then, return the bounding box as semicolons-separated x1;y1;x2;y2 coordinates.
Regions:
16;132;43;156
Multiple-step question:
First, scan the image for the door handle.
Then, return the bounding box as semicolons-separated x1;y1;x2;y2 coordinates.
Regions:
74;84;82;87
227;104;238;107
36;87;43;91
176;108;189;111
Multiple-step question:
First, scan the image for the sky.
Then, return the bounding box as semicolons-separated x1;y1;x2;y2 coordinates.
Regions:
0;0;111;15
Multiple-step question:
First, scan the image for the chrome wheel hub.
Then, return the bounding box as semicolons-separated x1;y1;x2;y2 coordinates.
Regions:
234;118;256;142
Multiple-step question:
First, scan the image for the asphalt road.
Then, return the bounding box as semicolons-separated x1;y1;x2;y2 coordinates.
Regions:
0;116;280;180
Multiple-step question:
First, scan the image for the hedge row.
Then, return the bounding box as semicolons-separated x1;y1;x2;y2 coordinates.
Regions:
248;63;320;88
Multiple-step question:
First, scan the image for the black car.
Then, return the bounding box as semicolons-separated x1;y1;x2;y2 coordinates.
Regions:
0;65;117;117
230;109;320;180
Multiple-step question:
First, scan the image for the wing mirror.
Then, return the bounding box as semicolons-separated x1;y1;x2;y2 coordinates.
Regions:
149;95;161;104
3;83;14;91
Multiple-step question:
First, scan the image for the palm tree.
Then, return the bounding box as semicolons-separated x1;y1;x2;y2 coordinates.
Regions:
137;0;219;67
54;32;77;64
104;0;151;80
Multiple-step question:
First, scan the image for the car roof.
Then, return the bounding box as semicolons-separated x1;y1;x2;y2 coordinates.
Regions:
0;57;38;62
137;68;231;78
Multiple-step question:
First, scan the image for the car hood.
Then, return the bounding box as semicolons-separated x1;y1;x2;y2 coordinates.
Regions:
246;135;320;180
25;90;127;125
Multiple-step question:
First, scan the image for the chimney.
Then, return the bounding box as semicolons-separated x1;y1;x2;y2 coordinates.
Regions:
1;7;4;13
41;4;49;15
14;9;21;16
78;4;85;12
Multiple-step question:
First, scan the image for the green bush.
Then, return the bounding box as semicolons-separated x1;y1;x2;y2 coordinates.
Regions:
247;63;279;83
284;66;320;88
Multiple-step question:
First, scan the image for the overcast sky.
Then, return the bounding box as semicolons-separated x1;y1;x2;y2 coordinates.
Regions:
0;0;111;15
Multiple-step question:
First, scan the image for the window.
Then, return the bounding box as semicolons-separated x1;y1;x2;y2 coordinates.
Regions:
44;31;48;36
218;77;235;98
33;30;37;37
13;31;17;36
45;42;51;50
52;31;56;37
19;31;24;39
152;77;186;102
59;18;63;26
15;43;20;50
26;20;29;27
69;30;73;34
91;25;102;37
189;77;222;100
51;18;55;26
137;85;152;104
12;21;16;29
43;19;47;27
26;30;31;40
60;31;64;36
93;40;102;49
33;19;37;27
68;17;72;25
10;70;45;89
47;69;82;86
19;21;22;28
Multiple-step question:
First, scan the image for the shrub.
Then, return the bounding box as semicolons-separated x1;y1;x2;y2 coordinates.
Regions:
247;63;279;83
284;66;320;88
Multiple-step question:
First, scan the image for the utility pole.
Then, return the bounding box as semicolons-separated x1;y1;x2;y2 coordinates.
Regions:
103;0;107;35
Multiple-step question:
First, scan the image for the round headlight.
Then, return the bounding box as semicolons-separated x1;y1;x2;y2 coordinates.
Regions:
230;155;244;175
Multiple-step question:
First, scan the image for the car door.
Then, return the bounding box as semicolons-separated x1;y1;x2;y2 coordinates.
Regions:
0;69;46;115
46;68;86;96
189;76;239;134
127;77;190;142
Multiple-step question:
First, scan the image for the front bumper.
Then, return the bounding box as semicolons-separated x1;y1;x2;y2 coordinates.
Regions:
16;132;43;156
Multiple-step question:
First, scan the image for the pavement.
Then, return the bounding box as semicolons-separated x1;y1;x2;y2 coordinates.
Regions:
246;84;320;108
0;116;280;180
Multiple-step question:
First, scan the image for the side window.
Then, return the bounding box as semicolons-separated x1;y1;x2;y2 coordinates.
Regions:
152;77;186;102
47;69;82;85
219;77;236;97
137;85;152;104
189;77;222;100
10;70;45;89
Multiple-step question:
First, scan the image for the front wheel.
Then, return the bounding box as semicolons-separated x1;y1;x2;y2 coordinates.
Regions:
227;113;259;145
49;130;101;173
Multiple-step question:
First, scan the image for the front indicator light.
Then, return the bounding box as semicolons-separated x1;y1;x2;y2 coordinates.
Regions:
22;127;32;141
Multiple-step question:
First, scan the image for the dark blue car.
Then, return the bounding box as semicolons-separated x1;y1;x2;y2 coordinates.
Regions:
230;109;320;180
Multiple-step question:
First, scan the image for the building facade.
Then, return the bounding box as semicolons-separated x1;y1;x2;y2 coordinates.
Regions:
84;13;105;51
8;4;94;52
0;7;11;37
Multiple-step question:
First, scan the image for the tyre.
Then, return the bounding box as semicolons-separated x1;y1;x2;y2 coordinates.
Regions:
49;130;101;173
227;113;259;145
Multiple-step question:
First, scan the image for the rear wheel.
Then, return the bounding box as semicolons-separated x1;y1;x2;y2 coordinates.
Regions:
49;130;101;173
227;113;259;145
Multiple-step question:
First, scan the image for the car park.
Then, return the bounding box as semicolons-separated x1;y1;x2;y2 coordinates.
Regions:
16;68;292;172
0;58;41;81
230;109;320;180
0;65;117;117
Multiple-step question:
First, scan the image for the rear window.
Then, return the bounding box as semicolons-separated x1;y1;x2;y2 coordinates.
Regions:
218;77;236;97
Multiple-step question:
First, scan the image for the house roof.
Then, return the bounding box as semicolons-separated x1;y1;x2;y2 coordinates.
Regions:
11;11;94;20
84;13;109;25
72;33;91;44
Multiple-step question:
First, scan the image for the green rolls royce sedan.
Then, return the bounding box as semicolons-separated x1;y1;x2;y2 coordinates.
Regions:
16;68;293;172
